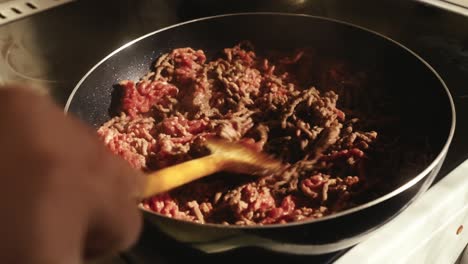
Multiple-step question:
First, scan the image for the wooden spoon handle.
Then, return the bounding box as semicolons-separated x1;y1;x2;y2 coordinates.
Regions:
142;155;225;198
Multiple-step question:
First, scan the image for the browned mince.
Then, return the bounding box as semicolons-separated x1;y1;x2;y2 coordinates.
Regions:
97;42;427;225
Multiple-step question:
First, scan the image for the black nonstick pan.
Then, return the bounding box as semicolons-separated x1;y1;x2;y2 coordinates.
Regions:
65;13;455;255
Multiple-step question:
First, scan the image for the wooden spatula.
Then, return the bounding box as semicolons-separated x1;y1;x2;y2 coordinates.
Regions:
142;138;284;198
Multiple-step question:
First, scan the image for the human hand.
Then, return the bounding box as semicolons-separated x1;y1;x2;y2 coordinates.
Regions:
0;86;143;264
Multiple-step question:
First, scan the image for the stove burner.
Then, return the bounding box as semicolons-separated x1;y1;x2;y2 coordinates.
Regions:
5;40;56;83
0;21;62;85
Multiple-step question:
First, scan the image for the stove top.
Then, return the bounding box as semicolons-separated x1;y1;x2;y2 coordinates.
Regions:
1;1;467;263
416;0;468;17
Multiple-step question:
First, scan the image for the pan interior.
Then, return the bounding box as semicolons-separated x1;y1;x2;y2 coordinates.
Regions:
66;14;453;225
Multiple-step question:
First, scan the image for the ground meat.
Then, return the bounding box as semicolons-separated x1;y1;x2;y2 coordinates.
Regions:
98;42;412;225
121;80;178;118
98;113;156;170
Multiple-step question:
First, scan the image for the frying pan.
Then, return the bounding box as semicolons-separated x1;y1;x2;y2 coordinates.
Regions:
65;13;455;255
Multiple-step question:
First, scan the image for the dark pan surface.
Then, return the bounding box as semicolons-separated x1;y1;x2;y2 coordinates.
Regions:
65;13;455;253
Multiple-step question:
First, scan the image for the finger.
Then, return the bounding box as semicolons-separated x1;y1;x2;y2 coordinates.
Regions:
84;148;143;260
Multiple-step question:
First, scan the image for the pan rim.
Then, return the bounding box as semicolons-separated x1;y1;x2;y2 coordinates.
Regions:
64;12;456;230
